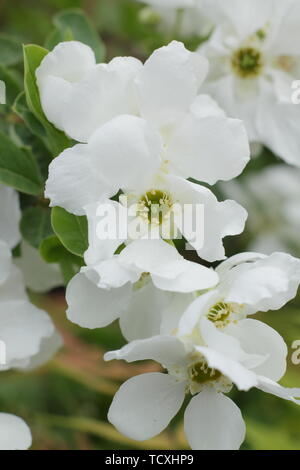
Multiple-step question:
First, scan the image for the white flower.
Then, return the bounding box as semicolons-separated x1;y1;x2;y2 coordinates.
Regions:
66;239;218;330
41;41;249;187
104;319;300;449
0;185;62;370
137;0;211;38
0;413;32;450
220;165;300;256
0;238;62;370
178;252;300;356
200;0;300;166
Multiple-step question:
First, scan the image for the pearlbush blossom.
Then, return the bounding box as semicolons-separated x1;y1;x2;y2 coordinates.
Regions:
0;185;62;449
200;0;300;165
104;251;300;449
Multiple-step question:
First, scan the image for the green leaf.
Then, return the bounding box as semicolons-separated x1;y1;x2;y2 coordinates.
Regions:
0;130;42;195
39;234;84;283
53;9;105;61
0;66;22;106
20;206;53;248
0;35;23;66
13;91;47;141
23;44;71;156
51;207;88;257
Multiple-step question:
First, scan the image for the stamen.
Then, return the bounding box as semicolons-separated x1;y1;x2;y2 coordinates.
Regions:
231;47;263;78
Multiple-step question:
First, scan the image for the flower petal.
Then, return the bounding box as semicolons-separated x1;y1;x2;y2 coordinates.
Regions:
184;389;245;450
108;373;185;440
105;335;186;368
223;252;300;314
120;281;172;341
225;319;287;381
36;41;96;130
136;41;208;128
0;413;32;450
66;271;132;328
167;94;250;185
45;143;112;215
0;300;56;370
196;346;258;391
88;115;162;194
256;376;300;405
62;57;142;142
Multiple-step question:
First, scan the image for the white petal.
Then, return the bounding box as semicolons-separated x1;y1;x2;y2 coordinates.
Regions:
45;143;112;215
84;201;126;266
36;41;96;130
225;319;287;382
105;335;186;368
90;257;140;289
120;281;172;341
20;331;62;370
196;346;258;391
184;389;245;450
0;240;12;285
136;41;208;128
224;252;300;314
199;197;247;262
200;317;266;369
0;300;56;370
88;115;162;194
119;239;185;279
62;57;142;142
119;239;218;292
216;252;265;278
152;260;218;293
0;265;27;301
163;175;247;262
66;271;132;328
167;97;250;184
256;92;300;167
256;376;300;405
178;291;218;337
0;185;21;249
108;373;185;440
0;413;32;450
203;0;275;40
14;241;63;293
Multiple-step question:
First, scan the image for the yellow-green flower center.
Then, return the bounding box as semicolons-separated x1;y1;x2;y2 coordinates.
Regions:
188;360;221;385
138;189;173;225
231;47;263;78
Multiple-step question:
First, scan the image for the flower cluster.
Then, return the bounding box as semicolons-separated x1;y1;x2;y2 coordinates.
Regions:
32;33;300;450
0;184;61;449
2;0;300;451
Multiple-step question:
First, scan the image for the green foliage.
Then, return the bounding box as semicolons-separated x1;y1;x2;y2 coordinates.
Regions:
0;35;23;66
39;234;84;283
45;9;105;62
23;44;71;156
20;205;53;248
0;130;42;195
51;207;88;258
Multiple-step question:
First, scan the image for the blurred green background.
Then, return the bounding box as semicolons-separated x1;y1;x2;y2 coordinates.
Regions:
0;0;300;450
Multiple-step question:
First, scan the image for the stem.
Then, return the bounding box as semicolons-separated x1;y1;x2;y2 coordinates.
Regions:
40;414;177;450
49;358;118;396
